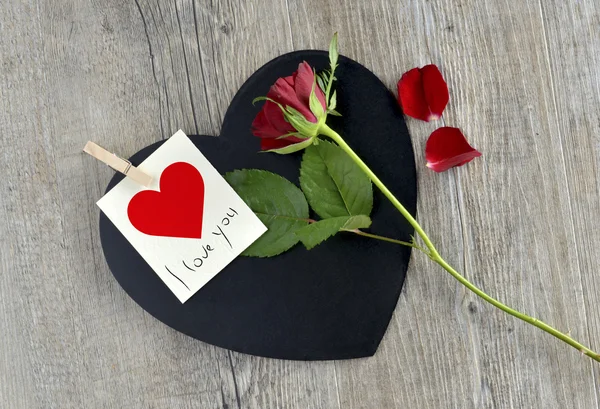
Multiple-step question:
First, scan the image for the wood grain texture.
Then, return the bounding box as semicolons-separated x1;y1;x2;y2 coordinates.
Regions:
1;0;599;408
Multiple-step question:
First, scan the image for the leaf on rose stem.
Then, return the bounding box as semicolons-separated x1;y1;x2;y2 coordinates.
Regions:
295;215;372;250
224;169;309;257
316;75;326;94
329;32;339;68
323;72;332;85
328;90;337;111
300;140;373;219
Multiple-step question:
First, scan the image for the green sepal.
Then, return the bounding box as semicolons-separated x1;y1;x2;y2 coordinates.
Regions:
262;137;315;154
283;107;319;138
275;131;304;140
309;75;325;120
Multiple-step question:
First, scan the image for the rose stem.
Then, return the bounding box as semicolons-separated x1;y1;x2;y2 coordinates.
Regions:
318;122;600;363
342;229;427;251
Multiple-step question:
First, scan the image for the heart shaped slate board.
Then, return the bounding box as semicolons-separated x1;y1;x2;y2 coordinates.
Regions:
100;51;417;360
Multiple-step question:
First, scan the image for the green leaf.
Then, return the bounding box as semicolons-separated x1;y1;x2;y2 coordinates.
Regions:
329;32;339;68
300;140;373;218
224;169;309;257
319;71;330;84
262;137;314;154
328;108;342;117
339;214;372;230
316;75;326;94
295;215;371;250
329;89;337;110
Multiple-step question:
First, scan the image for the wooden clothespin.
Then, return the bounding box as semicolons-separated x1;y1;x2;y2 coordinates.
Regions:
83;142;153;187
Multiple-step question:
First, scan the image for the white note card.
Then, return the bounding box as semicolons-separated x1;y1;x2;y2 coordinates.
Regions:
97;130;267;303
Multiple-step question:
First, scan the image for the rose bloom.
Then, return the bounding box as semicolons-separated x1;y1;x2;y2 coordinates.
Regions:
251;61;327;150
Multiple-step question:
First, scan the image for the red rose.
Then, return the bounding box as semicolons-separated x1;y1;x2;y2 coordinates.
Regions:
252;61;327;151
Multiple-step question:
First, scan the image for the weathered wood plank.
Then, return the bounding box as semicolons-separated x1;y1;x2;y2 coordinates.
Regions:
539;0;600;396
289;0;600;408
435;1;599;406
0;0;235;408
0;0;341;408
428;0;598;406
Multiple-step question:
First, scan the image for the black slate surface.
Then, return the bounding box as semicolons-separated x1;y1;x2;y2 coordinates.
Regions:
100;51;417;360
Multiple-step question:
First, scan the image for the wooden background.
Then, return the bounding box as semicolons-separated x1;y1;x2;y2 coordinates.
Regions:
1;0;599;407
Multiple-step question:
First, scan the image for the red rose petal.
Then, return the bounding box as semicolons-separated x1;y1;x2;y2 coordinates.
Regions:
425;127;481;172
397;68;428;121
270;76;315;122
398;65;449;121
263;96;295;134
283;74;295;87
251;109;281;138
421;65;449;121
294;61;327;112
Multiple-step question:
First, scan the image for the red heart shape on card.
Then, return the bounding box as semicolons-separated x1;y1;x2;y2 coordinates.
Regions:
127;162;205;239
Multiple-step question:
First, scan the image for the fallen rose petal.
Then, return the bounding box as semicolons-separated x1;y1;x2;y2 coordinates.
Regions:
421;65;449;120
425;127;481;172
397;64;449;121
